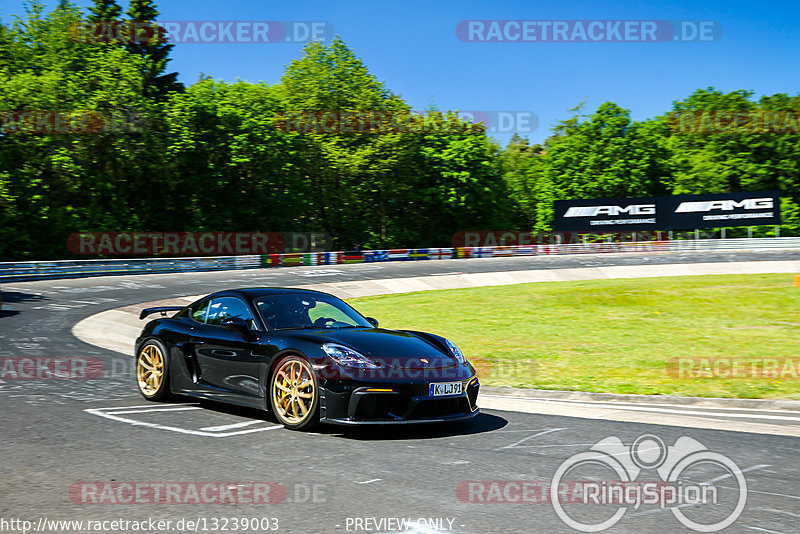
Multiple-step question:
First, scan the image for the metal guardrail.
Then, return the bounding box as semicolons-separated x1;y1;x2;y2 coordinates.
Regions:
2;238;800;283
0;256;262;282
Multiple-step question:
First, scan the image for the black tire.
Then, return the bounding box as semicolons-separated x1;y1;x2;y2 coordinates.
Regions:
136;339;172;401
269;355;320;430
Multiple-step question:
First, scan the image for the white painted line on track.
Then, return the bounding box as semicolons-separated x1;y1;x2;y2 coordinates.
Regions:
756;508;800;518
200;420;266;432
108;407;202;415
594;410;622;418
494;428;566;450
704;464;770;484
85;405;284;437
717;485;800;501
97;403;184;410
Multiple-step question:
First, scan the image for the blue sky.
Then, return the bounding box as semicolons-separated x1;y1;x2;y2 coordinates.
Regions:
3;0;799;145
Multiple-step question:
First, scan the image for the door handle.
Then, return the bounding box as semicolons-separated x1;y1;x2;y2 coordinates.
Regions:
211;349;237;357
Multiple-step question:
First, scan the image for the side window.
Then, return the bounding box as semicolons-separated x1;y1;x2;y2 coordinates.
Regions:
190;301;211;323
206;297;257;329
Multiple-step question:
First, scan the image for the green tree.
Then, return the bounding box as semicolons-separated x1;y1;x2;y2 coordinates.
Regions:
125;0;157;21
160;78;308;232
123;0;180;99
88;0;121;22
663;88;800;234
277;37;398;247
0;0;171;259
500;134;543;227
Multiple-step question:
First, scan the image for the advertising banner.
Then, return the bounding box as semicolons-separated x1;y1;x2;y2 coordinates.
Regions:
553;191;780;231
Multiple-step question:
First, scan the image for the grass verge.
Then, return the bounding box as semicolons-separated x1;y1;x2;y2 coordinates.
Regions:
349;274;800;399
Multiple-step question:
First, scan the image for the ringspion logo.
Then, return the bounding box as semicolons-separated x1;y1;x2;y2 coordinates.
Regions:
551;434;747;531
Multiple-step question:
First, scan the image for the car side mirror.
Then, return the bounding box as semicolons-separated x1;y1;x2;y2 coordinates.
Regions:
366;317;379;328
220;316;250;334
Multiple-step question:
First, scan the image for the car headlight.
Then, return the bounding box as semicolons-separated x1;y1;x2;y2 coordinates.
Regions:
322;343;380;368
445;339;467;364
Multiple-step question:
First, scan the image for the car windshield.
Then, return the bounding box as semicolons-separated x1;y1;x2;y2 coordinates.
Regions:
255;293;372;331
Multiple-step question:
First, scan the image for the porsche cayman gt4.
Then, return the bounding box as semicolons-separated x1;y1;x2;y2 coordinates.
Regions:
135;288;480;429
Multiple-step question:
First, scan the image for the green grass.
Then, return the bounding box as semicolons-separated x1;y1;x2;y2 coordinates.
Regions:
349;274;800;399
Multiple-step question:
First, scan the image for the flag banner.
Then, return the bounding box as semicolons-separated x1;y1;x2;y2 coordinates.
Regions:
364;250;389;262
409;248;430;260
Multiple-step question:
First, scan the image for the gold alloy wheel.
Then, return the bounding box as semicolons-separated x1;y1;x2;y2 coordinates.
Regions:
137;344;165;396
271;359;316;425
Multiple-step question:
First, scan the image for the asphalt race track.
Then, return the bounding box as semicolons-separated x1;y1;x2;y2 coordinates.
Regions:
2;250;800;534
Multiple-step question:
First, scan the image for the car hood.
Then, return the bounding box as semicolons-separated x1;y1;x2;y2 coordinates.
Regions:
289;328;457;369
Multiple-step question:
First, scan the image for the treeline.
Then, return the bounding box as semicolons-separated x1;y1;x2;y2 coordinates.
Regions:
0;1;798;261
503;95;800;234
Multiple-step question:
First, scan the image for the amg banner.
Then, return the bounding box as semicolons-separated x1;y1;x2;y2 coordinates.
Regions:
554;191;781;232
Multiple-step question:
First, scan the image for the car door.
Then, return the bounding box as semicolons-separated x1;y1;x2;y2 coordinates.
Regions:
190;296;263;399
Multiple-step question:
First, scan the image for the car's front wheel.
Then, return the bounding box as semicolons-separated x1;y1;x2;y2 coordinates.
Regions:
270;356;320;430
136;339;171;401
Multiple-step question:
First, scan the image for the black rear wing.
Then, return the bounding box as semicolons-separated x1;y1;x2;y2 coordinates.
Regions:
139;306;185;320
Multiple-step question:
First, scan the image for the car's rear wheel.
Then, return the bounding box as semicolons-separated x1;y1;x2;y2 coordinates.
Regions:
136;340;171;401
270;356;319;430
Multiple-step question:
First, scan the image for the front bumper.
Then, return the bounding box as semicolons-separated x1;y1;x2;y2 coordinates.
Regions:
319;376;480;425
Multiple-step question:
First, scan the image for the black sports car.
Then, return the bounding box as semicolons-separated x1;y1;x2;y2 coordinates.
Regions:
135;288;480;429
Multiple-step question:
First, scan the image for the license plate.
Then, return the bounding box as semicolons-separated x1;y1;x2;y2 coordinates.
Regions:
429;381;463;397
